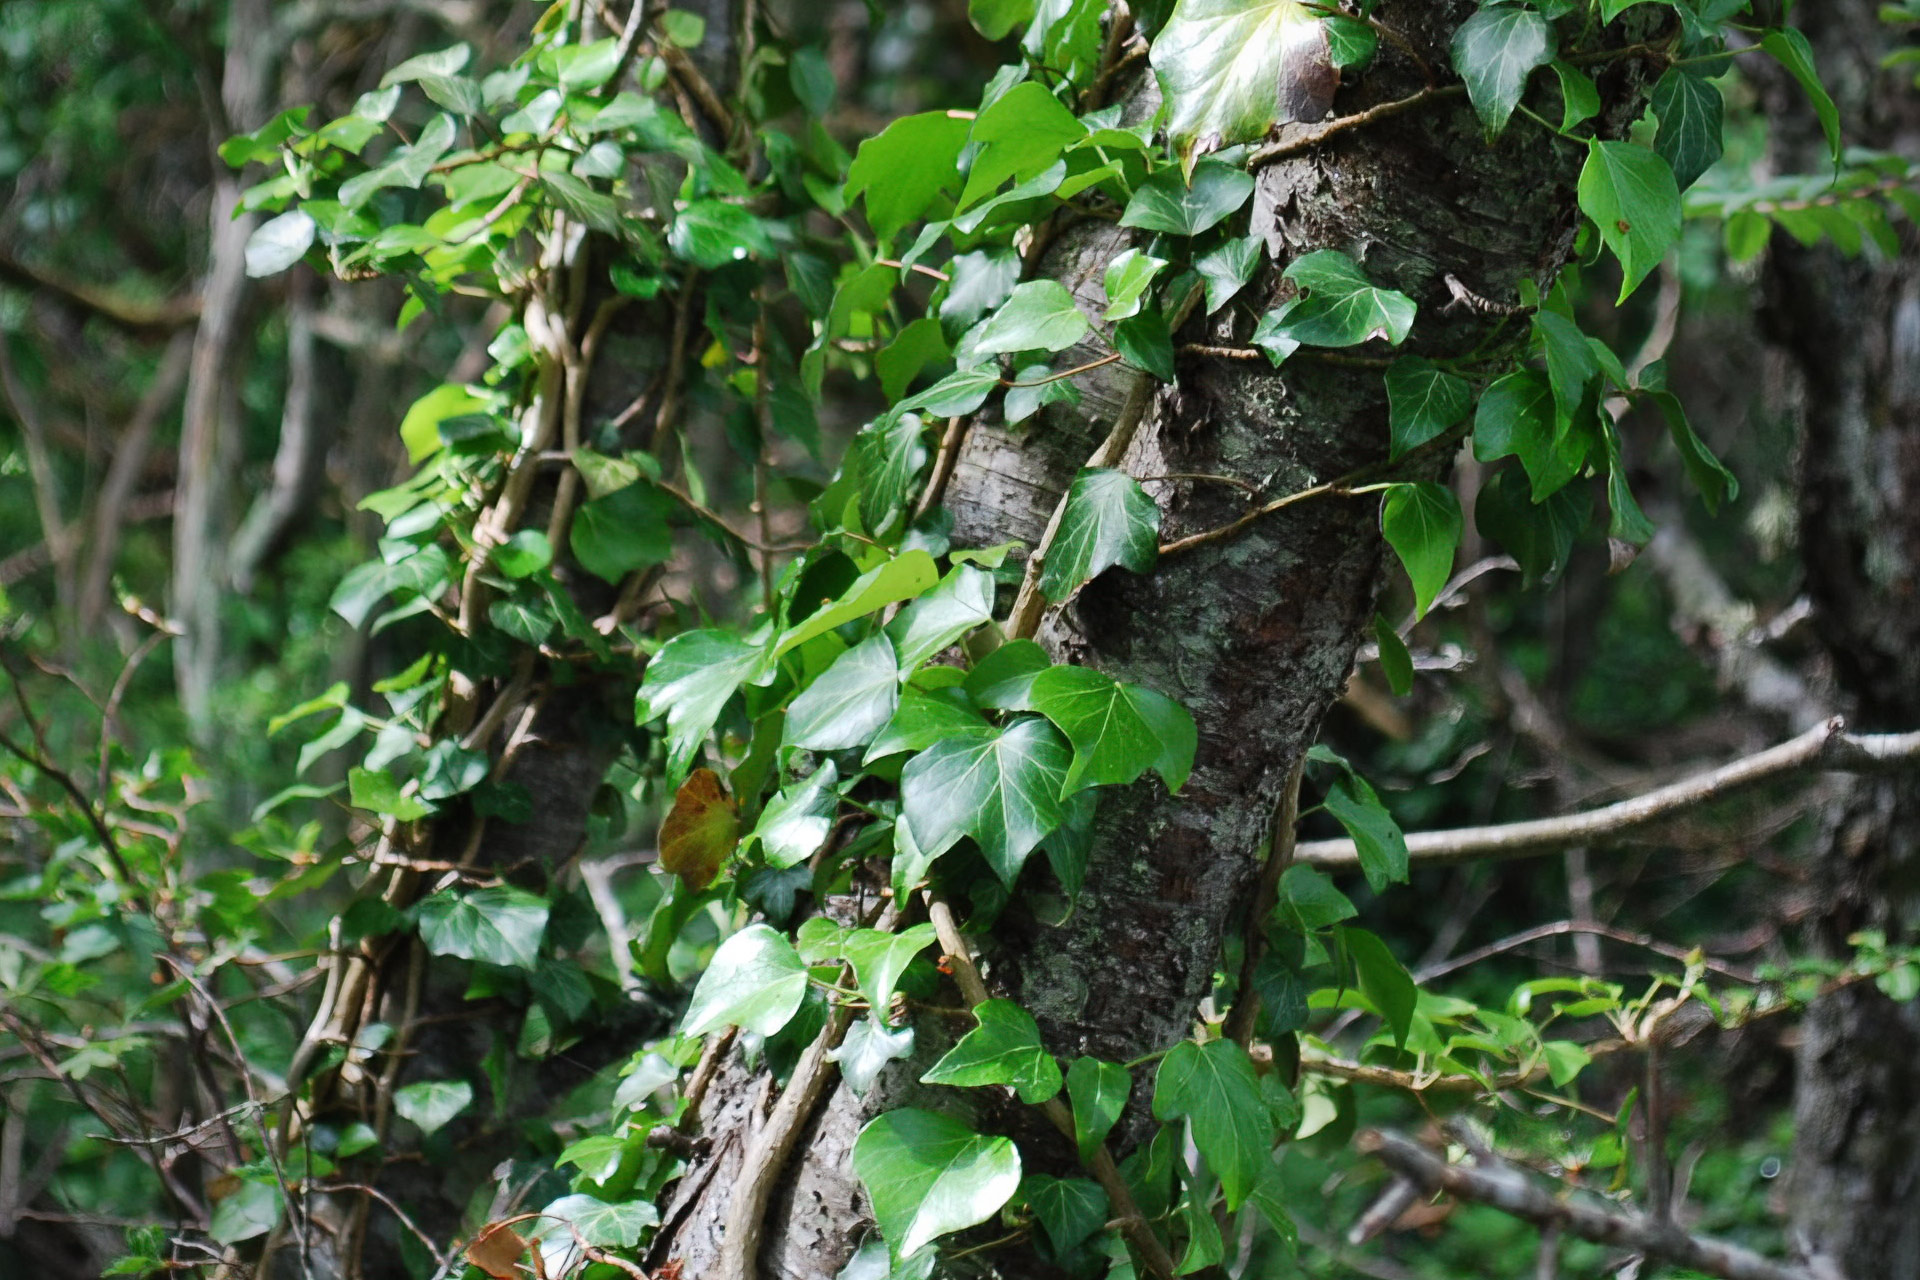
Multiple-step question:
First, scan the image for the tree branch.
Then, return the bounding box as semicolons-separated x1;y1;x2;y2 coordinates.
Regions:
0;249;200;337
1298;718;1920;872
1357;1129;1818;1280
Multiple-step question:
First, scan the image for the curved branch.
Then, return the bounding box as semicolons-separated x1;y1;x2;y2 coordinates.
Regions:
1298;718;1920;872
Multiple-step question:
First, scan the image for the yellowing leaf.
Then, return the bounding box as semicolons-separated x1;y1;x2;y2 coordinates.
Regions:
659;768;740;890
464;1223;527;1279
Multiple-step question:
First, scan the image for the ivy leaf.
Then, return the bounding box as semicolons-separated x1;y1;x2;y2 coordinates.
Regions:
681;924;809;1036
752;760;841;869
853;1109;1022;1263
1384;357;1471;460
635;630;772;784
975;280;1090;354
867;687;996;762
838;412;930;533
1578;140;1681;304
1474;369;1585;500
1762;28;1841;164
784;635;900;751
1272;863;1357;932
669;200;775;268
1604;425;1658;549
1022;1175;1109;1255
1118;162;1254;236
416;886;550;970
1038;468;1160;601
958;81;1087;208
394;1079;472;1137
1535;311;1599;423
1265;250;1416;349
532;1195;658;1278
1103;248;1168;322
1474;464;1590;586
965;638;1051;711
778;551;940;655
1151;1039;1274;1210
1340;926;1415;1050
1451;3;1554;136
1065;1056;1130;1163
1321;770;1408;892
348;767;433;820
1645;385;1737;513
843;921;941;1013
244;210;315;278
208;1181;282;1245
922;998;1063;1103
968;0;1036;39
901;716;1071;885
831;1016;918;1095
570;481;675;584
886;565;995;673
1551;60;1600;132
1380;482;1461;621
1150;0;1333;159
1113;307;1175;381
1028;665;1195;795
1650;68;1724;192
1195;235;1263;315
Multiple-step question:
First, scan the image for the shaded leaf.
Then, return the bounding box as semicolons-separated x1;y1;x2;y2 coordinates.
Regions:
658;768;740;890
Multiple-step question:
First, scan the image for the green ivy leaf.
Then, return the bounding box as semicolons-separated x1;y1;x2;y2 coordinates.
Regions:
669;200;776;268
1380;482;1461;620
785;636;900;751
1578;140;1682;304
1150;0;1329;156
1474;464;1589;586
886;565;995;672
1534;311;1599;423
1194;235;1264;315
1451;3;1554;136
635;630;772;783
1272;864;1357;932
959;81;1087;208
347;767;434;820
1264;250;1416;349
1065;1056;1130;1163
1650;68;1723;191
975;280;1091;354
752;760;840;868
1114;307;1175;381
532;1194;658;1277
1762;28;1841;164
853;1109;1022;1263
1151;1039;1274;1210
1118;162;1254;236
1374;614;1413;696
1103;248;1168;322
1022;1175;1109;1254
1474;369;1585;501
1320;769;1408;892
1384;356;1471;460
847;112;973;240
1340;926;1415;1050
778;551;941;656
922;998;1063;1102
832;1016;918;1095
1550;60;1600;132
901;716;1070;885
867;688;996;762
416;886;550;970
394;1079;472;1137
570;482;675;584
965;638;1051;711
1038;468;1160;601
208;1181;282;1245
244;210;315;278
681;924;809;1036
1028;665;1195;794
843;922;941;1013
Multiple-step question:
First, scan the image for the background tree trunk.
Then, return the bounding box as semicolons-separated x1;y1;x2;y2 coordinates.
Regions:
1768;5;1920;1273
647;7;1665;1276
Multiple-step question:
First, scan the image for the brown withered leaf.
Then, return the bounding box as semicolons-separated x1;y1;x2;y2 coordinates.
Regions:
465;1221;527;1279
659;767;740;889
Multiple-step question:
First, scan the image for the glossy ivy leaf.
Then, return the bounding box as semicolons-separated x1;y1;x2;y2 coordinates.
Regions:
975;280;1090;355
886;565;995;672
1650;68;1723;192
1474;463;1589;586
1374;614;1413;696
957;81;1087;209
1322;769;1408;892
1474;369;1585;501
681;924;809;1036
877;318;950;403
1103;248;1167;322
1022;1174;1108;1255
1762;28;1841;164
1451;3;1554;137
570;482;675;584
1038;468;1160;601
1535;311;1598;423
1644;383;1737;513
778;551;940;656
209;1180;282;1245
348;766;433;820
843;921;940;1013
835;411;930;533
853;1109;1022;1263
1380;482;1461;621
965;638;1051;711
752;760;840;868
1114;307;1175;381
867;688;996;762
1604;425;1658;549
532;1194;658;1278
785;635;900;751
1065;1056;1130;1163
1151;0;1333;160
636;630;772;783
1340;926;1415;1050
968;0;1036;39
1579;140;1681;304
670;200;775;268
901;716;1071;885
1028;665;1195;795
1195;235;1263;315
394;1079;472;1137
416;886;550;970
922;998;1063;1102
1005;360;1082;426
491;529;552;579
244;210;315;278
1272;863;1357;932
1151;1039;1274;1210
939;248;1022;335
1384;356;1470;460
846;112;972;240
1551;60;1600;132
832;1016;917;1095
1264;250;1416;349
1118;162;1254;236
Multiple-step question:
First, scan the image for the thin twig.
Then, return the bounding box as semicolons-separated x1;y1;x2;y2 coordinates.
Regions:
1224;759;1306;1046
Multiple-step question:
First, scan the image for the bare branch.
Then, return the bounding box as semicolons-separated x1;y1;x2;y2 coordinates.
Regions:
1298;718;1920;872
1358;1129;1820;1280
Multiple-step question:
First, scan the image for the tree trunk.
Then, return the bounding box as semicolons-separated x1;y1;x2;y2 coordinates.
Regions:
1766;6;1920;1274
648;7;1664;1277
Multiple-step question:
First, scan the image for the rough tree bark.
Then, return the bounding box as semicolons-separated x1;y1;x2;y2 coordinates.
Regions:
1765;5;1920;1275
647;7;1665;1278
